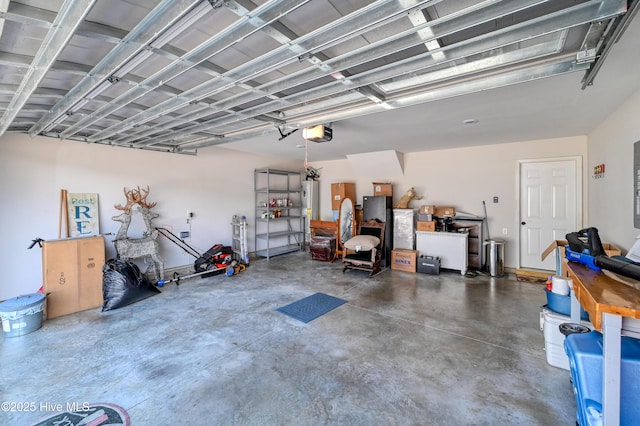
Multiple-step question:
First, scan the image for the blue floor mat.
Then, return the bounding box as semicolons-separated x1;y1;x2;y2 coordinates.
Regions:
276;292;347;323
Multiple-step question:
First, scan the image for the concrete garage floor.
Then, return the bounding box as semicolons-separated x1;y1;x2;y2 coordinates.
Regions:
1;251;576;425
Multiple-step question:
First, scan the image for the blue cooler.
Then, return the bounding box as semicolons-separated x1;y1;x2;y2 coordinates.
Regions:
564;331;640;425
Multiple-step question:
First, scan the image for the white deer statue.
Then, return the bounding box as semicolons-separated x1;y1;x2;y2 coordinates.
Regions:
112;186;164;281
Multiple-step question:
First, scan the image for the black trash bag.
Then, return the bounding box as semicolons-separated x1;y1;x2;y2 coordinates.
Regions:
102;258;161;311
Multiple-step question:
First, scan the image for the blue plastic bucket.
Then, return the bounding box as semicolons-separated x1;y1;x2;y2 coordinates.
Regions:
545;289;589;321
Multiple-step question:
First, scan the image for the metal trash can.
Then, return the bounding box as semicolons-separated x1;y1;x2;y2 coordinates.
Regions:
484;239;505;277
0;293;45;337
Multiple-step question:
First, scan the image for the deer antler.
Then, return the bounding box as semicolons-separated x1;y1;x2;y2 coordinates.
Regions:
138;185;157;209
114;185;157;212
114;187;136;213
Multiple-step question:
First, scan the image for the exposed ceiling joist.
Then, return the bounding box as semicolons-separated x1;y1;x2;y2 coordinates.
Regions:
134;0;622;146
0;0;97;135
29;0;206;135
0;0;634;156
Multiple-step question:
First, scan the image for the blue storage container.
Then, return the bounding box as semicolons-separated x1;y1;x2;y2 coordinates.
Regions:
545;289;589;321
564;331;640;426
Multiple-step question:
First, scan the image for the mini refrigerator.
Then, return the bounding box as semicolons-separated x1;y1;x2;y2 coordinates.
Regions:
393;208;416;249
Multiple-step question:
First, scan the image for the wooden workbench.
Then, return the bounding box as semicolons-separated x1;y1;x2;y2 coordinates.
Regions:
564;260;640;425
565;261;640;330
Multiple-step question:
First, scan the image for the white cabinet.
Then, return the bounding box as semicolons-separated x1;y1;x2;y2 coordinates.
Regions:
416;231;468;275
254;168;304;259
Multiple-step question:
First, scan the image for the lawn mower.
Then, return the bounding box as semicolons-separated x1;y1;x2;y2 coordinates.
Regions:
155;227;240;286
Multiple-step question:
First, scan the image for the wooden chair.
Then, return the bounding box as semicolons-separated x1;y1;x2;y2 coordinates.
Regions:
342;219;385;277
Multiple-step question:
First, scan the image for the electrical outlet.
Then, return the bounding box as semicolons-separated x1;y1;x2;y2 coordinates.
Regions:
502;228;508;235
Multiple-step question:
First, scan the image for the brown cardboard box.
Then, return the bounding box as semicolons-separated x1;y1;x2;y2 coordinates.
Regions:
541;240;621;261
373;182;393;197
541;239;621;275
391;249;417;272
419;205;435;215
416;221;436;232
42;236;105;319
331;182;356;210
602;243;621;256
434;206;456;217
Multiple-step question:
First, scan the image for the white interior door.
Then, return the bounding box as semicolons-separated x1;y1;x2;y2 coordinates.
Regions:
519;158;581;270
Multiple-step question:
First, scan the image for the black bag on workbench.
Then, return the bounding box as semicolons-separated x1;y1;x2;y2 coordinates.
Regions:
102;259;161;311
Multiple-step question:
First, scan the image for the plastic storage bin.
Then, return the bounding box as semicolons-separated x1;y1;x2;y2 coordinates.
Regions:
540;306;592;370
0;293;46;337
564;331;640;426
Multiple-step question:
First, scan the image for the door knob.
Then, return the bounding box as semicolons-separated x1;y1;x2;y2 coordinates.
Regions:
521;221;526;225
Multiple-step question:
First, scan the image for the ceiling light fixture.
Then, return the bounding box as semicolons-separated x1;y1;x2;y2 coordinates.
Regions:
302;124;332;142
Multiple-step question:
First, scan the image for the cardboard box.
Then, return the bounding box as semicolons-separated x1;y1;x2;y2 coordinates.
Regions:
373;182;393;197
391;249;417;272
541;240;568;262
434;206;456;217
331;182;356;210
42;236;105;319
541;240;621;260
541;239;621;275
419;205;435;215
417;213;433;222
416;221;436;232
602;243;621;256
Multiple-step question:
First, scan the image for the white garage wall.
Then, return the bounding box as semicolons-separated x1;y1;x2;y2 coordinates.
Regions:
0;133;300;300
0;131;594;301
311;136;588;269
588;88;640;250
